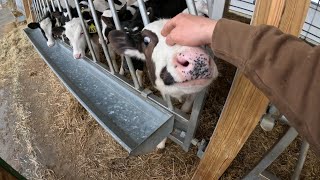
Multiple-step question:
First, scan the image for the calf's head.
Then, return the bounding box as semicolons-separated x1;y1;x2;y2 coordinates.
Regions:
28;13;57;47
109;19;218;96
52;18;88;59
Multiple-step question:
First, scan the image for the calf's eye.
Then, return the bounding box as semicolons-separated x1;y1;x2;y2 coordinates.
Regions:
143;36;151;45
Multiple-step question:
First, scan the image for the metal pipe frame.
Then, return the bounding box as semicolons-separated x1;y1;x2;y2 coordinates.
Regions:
50;0;56;12
107;0;141;89
291;140;310;180
186;0;198;16
243;127;299;180
74;0;98;62
35;0;44;18
208;0;226;20
45;0;51;13
33;0;40;21
41;0;47;14
63;0;72;19
87;0;115;73
56;0;62;12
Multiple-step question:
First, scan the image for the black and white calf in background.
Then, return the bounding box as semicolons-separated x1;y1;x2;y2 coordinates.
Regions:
108;19;218;149
28;12;58;47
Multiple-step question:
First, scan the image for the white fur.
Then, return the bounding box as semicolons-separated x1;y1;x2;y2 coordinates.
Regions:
40;17;55;47
124;49;146;60
64;18;87;59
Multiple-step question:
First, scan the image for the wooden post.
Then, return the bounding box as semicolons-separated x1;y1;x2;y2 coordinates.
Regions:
23;0;35;22
192;0;310;179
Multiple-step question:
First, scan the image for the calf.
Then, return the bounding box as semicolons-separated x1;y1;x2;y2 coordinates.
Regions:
52;18;102;60
28;12;57;47
108;19;218;149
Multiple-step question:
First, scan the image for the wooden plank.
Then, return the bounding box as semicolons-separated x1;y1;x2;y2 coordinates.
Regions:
192;0;310;179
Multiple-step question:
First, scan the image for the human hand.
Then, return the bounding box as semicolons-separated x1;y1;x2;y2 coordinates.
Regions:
161;13;217;46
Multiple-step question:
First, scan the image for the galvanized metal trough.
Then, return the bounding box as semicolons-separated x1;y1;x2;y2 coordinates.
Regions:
24;28;174;155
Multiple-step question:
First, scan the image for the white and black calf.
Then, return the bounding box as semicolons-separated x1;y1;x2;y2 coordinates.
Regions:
52;18;102;60
28;13;57;47
108;19;218;149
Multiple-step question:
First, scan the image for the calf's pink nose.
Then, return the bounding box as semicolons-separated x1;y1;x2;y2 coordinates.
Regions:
173;48;212;81
74;53;81;59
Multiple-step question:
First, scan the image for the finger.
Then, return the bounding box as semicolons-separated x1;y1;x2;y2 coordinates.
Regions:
161;19;176;37
165;34;175;46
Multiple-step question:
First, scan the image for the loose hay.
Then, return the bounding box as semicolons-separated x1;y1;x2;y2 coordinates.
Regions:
0;20;319;180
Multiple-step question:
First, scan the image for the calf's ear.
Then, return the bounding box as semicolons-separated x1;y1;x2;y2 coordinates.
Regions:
28;22;40;29
52;26;65;36
108;30;145;60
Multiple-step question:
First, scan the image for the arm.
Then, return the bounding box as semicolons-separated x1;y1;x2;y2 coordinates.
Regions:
213;19;320;156
162;14;320;156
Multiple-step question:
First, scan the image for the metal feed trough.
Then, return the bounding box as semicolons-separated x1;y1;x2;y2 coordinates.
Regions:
25;0;222;156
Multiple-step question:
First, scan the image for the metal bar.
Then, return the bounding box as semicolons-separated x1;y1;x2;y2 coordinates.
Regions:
182;90;207;151
63;0;72;19
56;0;62;12
50;0;56;12
291;140;310;180
35;0;43;18
209;0;226;20
108;0;140;89
207;0;213;18
186;0;198;16
41;0;46;14
45;0;51;13
33;0;40;21
87;0;115;73
137;0;150;25
74;0;98;62
243;127;298;180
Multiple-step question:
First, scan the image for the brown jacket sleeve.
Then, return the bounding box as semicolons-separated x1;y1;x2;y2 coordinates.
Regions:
211;19;320;156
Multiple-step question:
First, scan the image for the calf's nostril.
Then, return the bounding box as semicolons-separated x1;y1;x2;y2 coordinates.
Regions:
177;59;190;67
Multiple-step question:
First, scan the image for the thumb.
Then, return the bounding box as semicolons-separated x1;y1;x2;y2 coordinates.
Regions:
165;34;176;46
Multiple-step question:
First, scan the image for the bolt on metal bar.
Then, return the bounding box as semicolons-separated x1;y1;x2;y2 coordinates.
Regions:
50;0;56;11
45;0;52;13
87;0;115;73
108;0;140;89
291;140;310;180
74;0;98;62
137;0;150;25
186;0;198;16
63;0;72;19
56;0;62;12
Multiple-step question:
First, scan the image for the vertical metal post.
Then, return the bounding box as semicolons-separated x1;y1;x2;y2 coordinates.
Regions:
208;0;226;20
87;0;115;73
50;0;56;11
108;0;140;89
291;140;310;180
137;0;150;25
56;0;62;12
186;0;198;16
63;0;72;19
74;0;98;62
35;0;43;17
243;127;298;180
45;0;51;13
41;0;46;14
33;0;40;21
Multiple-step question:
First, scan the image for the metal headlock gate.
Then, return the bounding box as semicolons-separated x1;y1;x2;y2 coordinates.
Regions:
25;0;225;156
